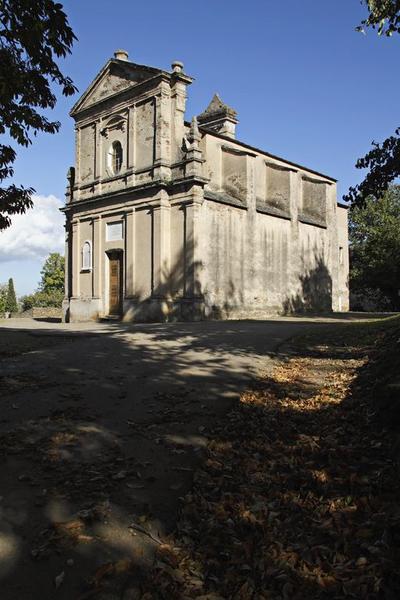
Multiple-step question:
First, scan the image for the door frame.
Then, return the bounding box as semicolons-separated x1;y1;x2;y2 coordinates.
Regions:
106;249;123;316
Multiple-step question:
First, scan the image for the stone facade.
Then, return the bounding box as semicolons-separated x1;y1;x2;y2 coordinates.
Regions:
62;51;349;322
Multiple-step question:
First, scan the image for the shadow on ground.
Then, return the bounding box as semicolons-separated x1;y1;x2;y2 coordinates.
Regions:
0;318;304;599
157;319;400;598
0;314;395;599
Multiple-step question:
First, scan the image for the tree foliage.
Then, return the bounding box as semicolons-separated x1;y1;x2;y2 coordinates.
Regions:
345;128;400;206
39;252;65;293
6;277;17;312
346;2;400;205
358;0;400;36
20;253;65;310
21;288;64;310
0;0;77;230
349;186;400;309
0;283;7;315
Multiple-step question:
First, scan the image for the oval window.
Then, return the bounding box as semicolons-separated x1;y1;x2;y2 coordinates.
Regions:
111;141;123;174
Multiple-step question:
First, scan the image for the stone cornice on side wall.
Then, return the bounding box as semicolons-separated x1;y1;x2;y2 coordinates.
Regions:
190;121;337;184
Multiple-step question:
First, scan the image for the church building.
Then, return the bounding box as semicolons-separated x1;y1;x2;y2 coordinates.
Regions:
62;50;349;322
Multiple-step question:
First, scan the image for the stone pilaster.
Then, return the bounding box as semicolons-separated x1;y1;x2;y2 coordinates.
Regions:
288;170;301;307
154;82;172;181
93;216;101;298
74;126;80;201
125;209;135;297
72;220;80;297
152;194;171;298
127;106;135;169
94;120;102;180
327;182;339;311
171;83;187;163
184;196;204;300
64;220;70;299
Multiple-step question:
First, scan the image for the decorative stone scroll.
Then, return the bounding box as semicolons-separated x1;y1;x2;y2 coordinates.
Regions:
100;114;127;138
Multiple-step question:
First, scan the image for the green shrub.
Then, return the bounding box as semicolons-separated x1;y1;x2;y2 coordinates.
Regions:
21;289;64;311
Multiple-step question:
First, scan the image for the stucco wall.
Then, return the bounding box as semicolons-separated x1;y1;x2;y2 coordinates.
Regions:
135;208;152;299
170;204;185;297
197;131;346;317
254;213;290;310
337;206;350;311
199;197;333;318
135;100;155;170
199;202;247;315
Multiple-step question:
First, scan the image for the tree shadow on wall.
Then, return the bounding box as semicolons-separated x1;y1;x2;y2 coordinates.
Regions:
282;255;332;314
124;232;333;322
127;239;242;322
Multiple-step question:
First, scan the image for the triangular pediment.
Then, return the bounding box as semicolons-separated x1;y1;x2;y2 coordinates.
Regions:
71;59;163;116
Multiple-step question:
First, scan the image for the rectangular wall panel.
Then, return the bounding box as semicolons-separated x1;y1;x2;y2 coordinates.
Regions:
135;100;155;169
134;208;152;299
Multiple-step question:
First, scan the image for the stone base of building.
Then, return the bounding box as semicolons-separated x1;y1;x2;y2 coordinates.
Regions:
63;297;103;323
63;295;346;324
122;297;206;322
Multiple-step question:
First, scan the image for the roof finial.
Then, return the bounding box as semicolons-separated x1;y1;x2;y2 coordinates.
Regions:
171;60;184;73
114;49;129;61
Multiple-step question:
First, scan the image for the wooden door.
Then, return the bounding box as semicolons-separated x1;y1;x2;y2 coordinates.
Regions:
109;253;122;315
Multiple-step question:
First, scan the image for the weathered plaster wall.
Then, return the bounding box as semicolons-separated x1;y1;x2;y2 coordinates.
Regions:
295;223;331;311
337;206;350;311
135;208;152;299
200;204;293;316
197;131;349;317
221;149;247;202
79;124;95;183
135;100;155;170
199;202;247;316
79;219;93;298
265;164;290;212
199;197;330;318
170;205;185;297
301;178;327;223
254;213;290;310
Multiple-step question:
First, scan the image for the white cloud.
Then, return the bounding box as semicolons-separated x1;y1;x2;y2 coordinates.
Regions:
0;194;65;262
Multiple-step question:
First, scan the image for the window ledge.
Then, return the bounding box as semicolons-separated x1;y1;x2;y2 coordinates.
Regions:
298;213;327;229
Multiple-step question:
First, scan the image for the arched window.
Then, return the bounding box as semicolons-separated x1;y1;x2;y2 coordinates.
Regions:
111;141;123;174
82;241;92;270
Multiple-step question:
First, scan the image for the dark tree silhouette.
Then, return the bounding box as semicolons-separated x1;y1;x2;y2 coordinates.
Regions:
0;0;77;230
345;129;400;206
6;277;17;313
345;1;400;205
349;186;400;309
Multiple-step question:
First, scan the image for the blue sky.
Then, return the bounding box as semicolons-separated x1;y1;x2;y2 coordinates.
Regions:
1;0;400;296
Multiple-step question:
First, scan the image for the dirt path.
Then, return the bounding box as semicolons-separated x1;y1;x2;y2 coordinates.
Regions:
0;315;390;599
132;318;399;600
0;317;330;599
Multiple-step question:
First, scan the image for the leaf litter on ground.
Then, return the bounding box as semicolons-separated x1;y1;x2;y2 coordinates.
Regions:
120;322;400;599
